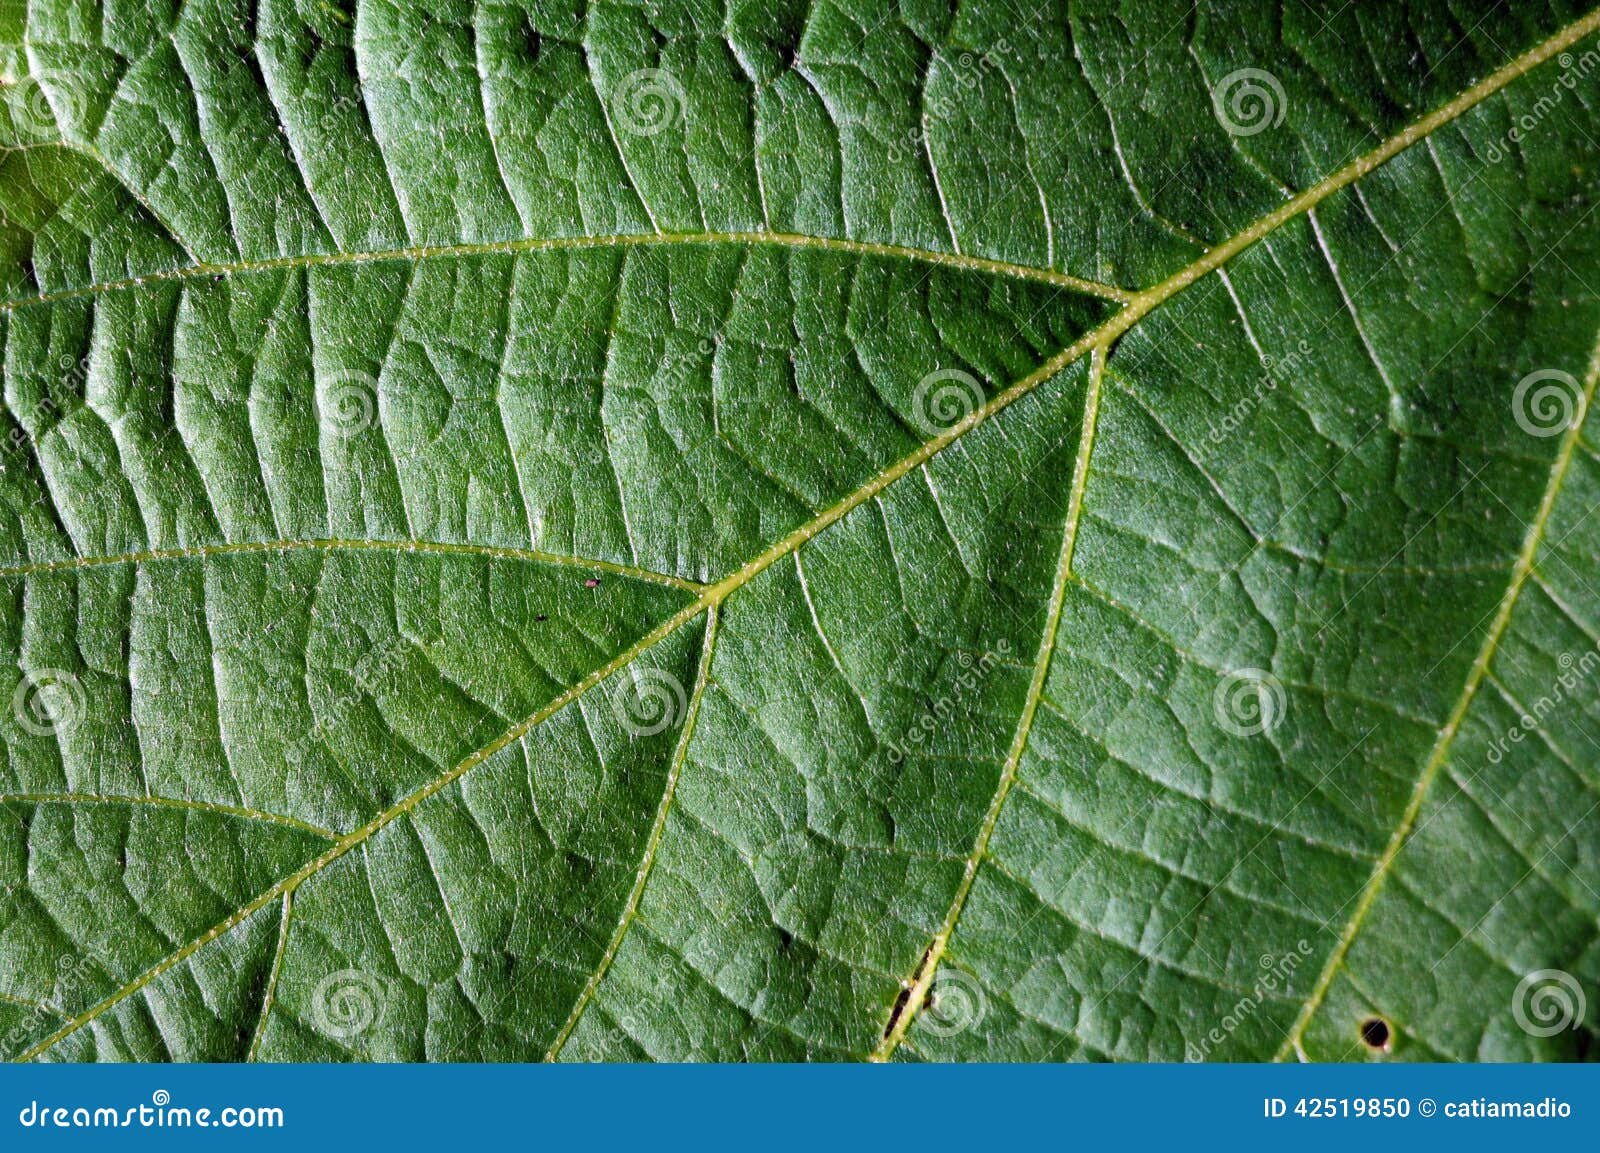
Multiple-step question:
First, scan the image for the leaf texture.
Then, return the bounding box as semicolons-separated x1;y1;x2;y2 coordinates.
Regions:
0;0;1599;1063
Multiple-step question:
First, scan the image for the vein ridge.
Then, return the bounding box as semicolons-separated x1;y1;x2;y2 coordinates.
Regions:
0;538;700;592
0;792;340;841
1274;326;1600;1061
17;5;1598;1058
871;345;1107;1061
0;231;1130;310
543;606;721;1061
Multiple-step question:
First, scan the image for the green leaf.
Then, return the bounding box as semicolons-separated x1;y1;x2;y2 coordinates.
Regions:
1;0;1598;1063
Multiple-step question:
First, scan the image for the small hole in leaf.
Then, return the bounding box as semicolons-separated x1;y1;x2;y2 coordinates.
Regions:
1359;1016;1391;1052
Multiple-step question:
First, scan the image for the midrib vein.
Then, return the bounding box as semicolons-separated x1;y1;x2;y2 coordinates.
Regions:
871;345;1107;1062
21;7;1596;1060
543;607;720;1061
14;594;711;1062
1275;328;1600;1062
872;5;1600;1058
0;537;701;592
0;231;1131;308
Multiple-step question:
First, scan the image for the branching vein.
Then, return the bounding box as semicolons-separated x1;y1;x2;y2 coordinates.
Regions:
16;5;1600;1060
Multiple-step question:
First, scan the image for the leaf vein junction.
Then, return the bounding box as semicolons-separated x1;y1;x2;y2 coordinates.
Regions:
17;5;1600;1059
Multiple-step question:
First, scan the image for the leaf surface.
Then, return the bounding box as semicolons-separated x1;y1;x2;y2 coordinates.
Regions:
1;0;1599;1062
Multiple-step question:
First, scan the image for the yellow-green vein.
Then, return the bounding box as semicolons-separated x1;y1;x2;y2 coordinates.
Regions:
543;606;721;1061
0;231;1132;310
13;595;710;1062
0;990;67;1021
247;893;294;1062
1275;326;1600;1061
18;4;1598;1059
871;344;1108;1061
0;538;701;592
0;793;339;842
